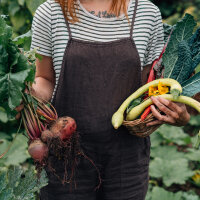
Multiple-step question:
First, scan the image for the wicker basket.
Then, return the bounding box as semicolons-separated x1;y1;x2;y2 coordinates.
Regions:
123;113;161;137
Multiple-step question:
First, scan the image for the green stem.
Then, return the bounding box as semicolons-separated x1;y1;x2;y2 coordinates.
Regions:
27;83;42;131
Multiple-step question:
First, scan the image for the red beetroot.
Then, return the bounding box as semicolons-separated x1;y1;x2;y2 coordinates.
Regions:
28;139;48;163
50;117;77;141
41;130;55;143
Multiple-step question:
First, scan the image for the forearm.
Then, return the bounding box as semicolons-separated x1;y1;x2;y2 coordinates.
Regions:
32;77;55;102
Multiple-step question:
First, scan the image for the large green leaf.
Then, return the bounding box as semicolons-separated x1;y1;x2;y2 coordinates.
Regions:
151;187;182;200
0;134;30;166
151;145;185;160
181;192;200;200
185;148;200;161
0;17;35;113
170;40;193;84
188;27;200;70
182;72;200;97
13;168;48;200
0;171;7;193
13;30;32;46
154;124;191;145
0;188;13;200
0;45;8;74
7;42;20;71
189;115;200;126
163;23;174;43
149;158;194;187
0;16;12;47
0;166;48;200
150;131;164;147
163;14;196;78
7;166;23;189
0;69;30;110
148;187;200;200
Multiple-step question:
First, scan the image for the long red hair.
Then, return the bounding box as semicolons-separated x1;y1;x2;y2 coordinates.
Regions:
55;0;128;23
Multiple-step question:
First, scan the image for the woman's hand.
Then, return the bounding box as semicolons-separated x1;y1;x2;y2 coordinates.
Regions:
146;96;190;127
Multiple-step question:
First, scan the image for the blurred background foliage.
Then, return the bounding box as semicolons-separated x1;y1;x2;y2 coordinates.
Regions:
0;0;200;199
152;0;200;26
0;0;200;38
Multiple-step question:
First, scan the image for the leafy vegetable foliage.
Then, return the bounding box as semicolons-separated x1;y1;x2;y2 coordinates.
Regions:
182;71;200;96
0;166;48;200
150;157;194;187
0;134;30;166
146;186;199;200
147;116;200;199
0;16;35;119
163;14;197;79
163;14;200;97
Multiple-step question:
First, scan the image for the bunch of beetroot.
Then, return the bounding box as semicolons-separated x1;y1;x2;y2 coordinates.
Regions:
20;91;82;184
27;116;77;164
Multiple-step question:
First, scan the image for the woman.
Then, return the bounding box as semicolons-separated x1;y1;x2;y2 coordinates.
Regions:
30;0;190;199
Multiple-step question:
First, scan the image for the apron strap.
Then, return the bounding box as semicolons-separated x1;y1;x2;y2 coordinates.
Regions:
64;16;72;40
130;0;138;37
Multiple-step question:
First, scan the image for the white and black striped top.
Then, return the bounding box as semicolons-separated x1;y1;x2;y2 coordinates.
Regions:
31;0;164;96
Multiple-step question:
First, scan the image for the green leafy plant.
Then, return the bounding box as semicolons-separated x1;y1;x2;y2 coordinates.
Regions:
146;116;200;199
163;14;200;97
0;166;48;200
0;0;46;37
0;16;35;120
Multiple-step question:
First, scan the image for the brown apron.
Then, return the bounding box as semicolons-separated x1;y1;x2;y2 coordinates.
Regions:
40;0;150;199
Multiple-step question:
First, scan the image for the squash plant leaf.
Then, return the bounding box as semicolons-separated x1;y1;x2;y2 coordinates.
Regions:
163;14;196;78
150;157;194;187
0;135;30;166
185;148;200;161
181;192;200;200
154;124;190;145
0;166;48;200
151;187;182;200
151;145;185;160
182;72;200;97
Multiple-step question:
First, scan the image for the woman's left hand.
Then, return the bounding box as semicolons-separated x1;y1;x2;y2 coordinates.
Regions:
146;96;191;127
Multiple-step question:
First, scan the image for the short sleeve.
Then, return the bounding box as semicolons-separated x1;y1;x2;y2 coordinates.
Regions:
30;1;52;57
143;8;164;66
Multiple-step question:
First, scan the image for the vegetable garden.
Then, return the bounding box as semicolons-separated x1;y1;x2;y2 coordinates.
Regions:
0;0;200;199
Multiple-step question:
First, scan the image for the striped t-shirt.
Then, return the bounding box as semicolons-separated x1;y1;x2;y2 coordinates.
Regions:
31;0;164;97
